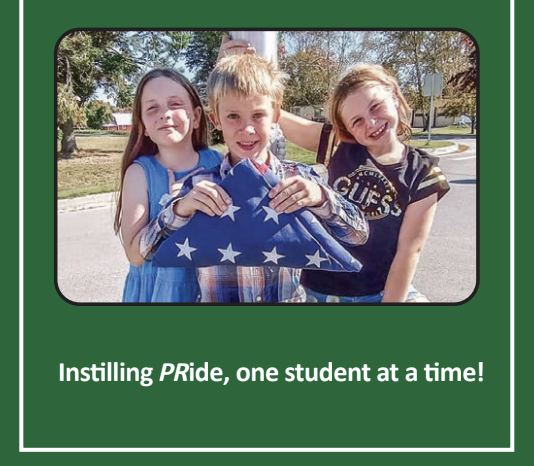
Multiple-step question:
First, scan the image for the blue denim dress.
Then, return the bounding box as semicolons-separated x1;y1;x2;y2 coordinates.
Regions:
122;149;222;303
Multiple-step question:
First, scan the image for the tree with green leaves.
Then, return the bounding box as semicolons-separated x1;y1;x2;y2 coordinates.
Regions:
441;36;477;134
183;31;225;102
57;31;138;156
279;48;333;109
84;100;114;130
441;92;476;133
374;30;470;130
56;30;191;157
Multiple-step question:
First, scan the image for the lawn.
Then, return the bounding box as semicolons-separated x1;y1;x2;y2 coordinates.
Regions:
57;126;474;199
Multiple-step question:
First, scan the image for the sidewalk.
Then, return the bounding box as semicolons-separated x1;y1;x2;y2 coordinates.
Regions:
58;192;118;213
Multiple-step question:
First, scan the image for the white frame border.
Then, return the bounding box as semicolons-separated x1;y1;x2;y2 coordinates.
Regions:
19;1;515;453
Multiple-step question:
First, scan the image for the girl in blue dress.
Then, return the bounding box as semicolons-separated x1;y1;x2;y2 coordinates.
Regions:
114;69;221;302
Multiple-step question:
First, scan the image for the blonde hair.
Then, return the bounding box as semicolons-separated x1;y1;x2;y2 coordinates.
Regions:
207;54;287;118
328;63;412;143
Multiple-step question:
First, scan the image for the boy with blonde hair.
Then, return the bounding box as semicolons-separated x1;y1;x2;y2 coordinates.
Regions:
149;54;368;302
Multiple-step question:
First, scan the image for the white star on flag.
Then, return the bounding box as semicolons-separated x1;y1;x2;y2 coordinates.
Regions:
175;238;197;260
218;242;242;263
262;246;285;264
220;203;241;221
305;249;329;268
262;206;280;224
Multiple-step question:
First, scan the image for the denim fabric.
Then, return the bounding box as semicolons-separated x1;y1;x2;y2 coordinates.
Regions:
304;285;425;303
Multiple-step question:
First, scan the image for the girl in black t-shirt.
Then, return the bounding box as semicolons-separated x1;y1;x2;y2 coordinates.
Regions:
280;63;449;303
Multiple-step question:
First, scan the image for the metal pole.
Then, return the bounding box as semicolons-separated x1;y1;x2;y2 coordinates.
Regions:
428;94;434;143
427;76;435;143
230;31;278;67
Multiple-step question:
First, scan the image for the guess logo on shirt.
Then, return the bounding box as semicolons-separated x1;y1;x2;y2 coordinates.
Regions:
332;165;402;220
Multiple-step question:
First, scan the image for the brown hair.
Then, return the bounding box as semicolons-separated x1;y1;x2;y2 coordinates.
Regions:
114;69;208;235
207;54;287;119
328;63;412;143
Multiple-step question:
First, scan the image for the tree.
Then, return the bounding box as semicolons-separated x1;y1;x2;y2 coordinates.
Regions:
374;31;470;130
280;30;379;91
279;48;333;109
56;31;139;156
84;100;114;130
56;31;191;157
441;92;476;134
183;31;225;102
448;36;477;93
443;36;477;133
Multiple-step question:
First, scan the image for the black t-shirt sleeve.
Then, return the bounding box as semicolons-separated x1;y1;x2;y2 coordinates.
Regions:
410;149;451;204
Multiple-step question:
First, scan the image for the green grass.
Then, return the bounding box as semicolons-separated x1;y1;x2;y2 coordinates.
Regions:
412;126;476;137
57;125;474;199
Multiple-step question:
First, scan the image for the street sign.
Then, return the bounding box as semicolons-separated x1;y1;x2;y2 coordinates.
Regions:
423;73;443;96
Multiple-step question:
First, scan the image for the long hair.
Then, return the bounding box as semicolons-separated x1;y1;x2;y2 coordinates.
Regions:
328;63;412;143
114;69;208;235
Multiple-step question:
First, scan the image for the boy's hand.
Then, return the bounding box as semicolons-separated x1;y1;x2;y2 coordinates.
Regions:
268;177;326;214
217;34;256;61
174;180;231;218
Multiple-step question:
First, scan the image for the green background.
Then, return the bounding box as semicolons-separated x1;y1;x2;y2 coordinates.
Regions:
6;0;530;463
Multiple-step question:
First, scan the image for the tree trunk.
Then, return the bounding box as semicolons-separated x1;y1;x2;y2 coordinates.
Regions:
59;118;78;157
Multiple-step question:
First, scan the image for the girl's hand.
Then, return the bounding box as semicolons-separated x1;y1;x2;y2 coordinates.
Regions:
166;167;205;198
268;176;326;214
174;180;231;218
217;34;256;61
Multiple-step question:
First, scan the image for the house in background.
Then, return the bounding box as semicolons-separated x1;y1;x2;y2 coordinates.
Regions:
290;105;327;123
101;113;133;131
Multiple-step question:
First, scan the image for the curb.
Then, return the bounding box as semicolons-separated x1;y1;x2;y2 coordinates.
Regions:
425;142;459;156
58;192;118;214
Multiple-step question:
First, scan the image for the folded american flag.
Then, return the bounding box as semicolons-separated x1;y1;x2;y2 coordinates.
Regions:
152;158;362;272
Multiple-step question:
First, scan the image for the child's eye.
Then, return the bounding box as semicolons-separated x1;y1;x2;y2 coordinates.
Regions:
147;105;158;112
253;113;266;119
227;114;239;120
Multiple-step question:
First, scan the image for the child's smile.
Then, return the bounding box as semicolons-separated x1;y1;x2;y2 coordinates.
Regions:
340;84;401;157
141;76;200;151
211;92;279;165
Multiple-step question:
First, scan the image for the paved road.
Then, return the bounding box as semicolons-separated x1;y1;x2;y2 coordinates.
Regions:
412;138;477;303
57;138;477;304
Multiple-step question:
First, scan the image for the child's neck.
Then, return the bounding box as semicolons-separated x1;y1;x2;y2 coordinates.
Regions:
368;139;406;165
156;144;199;172
229;150;270;167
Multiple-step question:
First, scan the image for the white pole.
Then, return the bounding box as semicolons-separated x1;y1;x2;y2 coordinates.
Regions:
427;76;435;143
428;94;434;143
230;31;278;67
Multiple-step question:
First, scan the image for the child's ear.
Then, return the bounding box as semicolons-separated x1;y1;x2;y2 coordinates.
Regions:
192;106;202;129
209;111;222;130
272;106;281;124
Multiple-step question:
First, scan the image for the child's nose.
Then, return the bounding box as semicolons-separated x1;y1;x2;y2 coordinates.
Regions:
243;124;255;134
160;108;172;119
